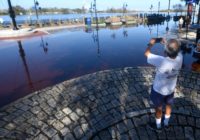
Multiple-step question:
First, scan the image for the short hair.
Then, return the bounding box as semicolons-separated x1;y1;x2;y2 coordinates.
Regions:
165;39;180;58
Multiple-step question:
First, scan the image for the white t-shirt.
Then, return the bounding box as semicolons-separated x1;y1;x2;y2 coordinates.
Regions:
179;18;183;25
147;53;183;96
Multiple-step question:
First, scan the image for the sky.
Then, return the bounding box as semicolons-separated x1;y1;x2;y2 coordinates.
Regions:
0;0;185;11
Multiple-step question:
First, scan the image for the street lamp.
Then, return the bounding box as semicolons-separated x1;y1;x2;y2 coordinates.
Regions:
7;0;18;30
158;1;160;15
90;2;93;18
150;4;153;14
168;0;171;16
34;0;40;24
123;3;128;17
93;0;98;29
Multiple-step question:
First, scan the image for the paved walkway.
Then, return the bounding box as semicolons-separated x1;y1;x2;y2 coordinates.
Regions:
0;67;200;140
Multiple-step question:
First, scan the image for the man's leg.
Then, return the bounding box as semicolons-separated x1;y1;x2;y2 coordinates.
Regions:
155;106;162;129
150;88;163;130
164;104;172;126
164;93;174;127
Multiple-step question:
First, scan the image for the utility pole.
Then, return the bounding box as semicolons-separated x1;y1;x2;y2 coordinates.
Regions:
158;1;160;15
123;3;128;17
150;5;153;14
192;3;197;24
90;2;93;19
168;0;171;16
94;0;98;30
197;3;200;24
34;0;39;24
7;0;18;30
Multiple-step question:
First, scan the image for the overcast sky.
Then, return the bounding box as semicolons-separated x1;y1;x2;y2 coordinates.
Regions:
0;0;185;11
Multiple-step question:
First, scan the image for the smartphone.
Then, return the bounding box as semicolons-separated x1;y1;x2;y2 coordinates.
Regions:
155;38;163;43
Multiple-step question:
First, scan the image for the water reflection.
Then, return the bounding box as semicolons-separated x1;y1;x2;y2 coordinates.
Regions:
17;41;34;91
0;18;199;107
123;27;128;38
166;20;169;33
40;36;49;54
85;26;101;56
111;33;116;39
93;27;101;57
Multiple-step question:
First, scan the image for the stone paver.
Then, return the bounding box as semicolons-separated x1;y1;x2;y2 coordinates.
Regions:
0;67;200;139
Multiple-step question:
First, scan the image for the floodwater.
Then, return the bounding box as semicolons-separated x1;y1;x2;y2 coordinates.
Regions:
0;20;199;107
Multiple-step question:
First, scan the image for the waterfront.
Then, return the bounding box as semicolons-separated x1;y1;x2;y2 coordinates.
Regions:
0;13;128;24
1;0;200;139
0;19;199;107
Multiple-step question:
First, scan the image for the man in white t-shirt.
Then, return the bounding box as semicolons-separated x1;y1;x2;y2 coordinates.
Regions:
0;18;4;24
179;17;183;30
145;38;183;132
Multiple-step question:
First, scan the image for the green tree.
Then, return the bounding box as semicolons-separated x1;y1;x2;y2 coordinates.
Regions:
60;8;70;14
73;8;84;13
173;4;185;15
13;5;26;15
180;0;199;4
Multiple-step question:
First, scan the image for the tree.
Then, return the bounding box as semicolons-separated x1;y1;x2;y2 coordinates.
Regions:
106;8;123;13
173;4;185;15
0;9;7;15
73;8;84;14
180;0;200;4
60;8;70;14
180;0;200;24
13;5;26;15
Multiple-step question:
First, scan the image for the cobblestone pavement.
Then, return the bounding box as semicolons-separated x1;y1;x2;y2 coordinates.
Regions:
0;67;200;140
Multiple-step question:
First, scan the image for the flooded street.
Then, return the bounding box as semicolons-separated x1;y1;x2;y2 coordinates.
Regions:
0;20;198;107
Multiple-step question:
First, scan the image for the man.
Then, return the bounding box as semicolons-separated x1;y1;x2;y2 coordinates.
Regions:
0;18;4;24
145;38;183;132
179;17;183;30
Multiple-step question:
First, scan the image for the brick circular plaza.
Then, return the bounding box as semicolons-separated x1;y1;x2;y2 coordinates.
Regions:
0;67;200;140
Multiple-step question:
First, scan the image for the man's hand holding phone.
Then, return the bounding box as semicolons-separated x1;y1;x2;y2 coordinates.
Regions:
149;38;166;45
145;38;166;57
